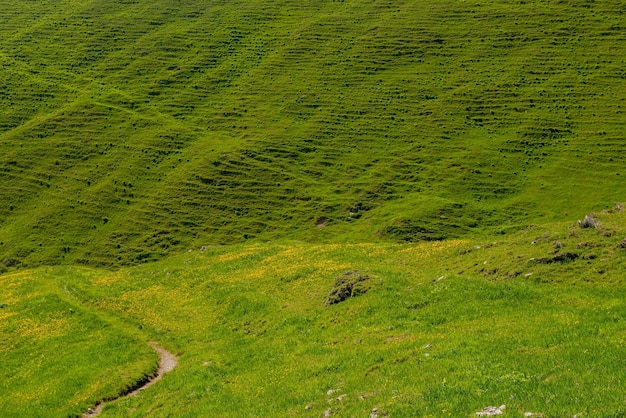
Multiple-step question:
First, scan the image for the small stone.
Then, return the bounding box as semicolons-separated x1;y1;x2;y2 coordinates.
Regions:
476;405;506;416
324;408;332;417
327;389;339;396
578;214;600;229
200;246;207;251
620;239;626;249
337;394;346;401
305;405;312;410
87;408;95;415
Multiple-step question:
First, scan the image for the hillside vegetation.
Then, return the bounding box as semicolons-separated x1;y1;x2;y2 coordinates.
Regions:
2;208;626;416
0;0;624;268
2;1;626;416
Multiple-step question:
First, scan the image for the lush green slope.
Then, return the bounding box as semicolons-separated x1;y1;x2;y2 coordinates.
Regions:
0;268;155;417
2;209;625;416
0;0;624;268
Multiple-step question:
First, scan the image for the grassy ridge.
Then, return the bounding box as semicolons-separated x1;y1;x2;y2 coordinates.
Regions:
1;0;625;268
2;208;625;416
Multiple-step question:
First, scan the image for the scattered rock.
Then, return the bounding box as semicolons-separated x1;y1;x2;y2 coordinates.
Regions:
324;271;370;306
357;391;378;401
324;408;332;417
368;406;388;417
554;240;563;249
604;202;624;213
326;388;340;396
316;216;329;228
620;239;626;249
524;413;543;417
305;405;312;410
87;408;95;415
476;405;506;416
370;407;384;418
200;246;206;251
578;214;599;229
336;394;346;401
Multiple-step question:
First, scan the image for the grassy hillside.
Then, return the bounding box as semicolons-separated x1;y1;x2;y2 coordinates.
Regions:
1;2;625;415
2;208;626;416
0;268;155;417
0;0;624;268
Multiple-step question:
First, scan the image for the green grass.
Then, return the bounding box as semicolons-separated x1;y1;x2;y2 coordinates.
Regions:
3;209;625;416
0;0;624;268
0;268;156;417
1;0;626;416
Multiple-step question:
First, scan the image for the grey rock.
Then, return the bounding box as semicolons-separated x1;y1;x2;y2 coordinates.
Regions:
476;405;506;416
578;214;600;229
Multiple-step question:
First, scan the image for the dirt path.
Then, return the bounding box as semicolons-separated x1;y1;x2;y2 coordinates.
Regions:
84;342;178;417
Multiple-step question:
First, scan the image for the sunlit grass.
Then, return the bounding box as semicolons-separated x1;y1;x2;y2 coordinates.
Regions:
0;0;624;268
0;269;156;417
3;210;623;416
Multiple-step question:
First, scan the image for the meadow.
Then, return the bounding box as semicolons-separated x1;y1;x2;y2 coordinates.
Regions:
0;0;624;268
2;208;626;416
1;0;625;416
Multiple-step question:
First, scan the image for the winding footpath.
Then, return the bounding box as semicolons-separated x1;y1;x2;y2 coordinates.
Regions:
84;342;178;417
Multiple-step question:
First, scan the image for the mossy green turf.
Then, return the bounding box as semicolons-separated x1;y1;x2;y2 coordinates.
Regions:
2;209;626;416
1;0;626;416
0;268;156;417
0;0;625;268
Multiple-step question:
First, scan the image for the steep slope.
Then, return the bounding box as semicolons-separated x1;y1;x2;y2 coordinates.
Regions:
1;0;624;268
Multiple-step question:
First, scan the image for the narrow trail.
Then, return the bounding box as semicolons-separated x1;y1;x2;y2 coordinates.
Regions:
84;342;178;417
